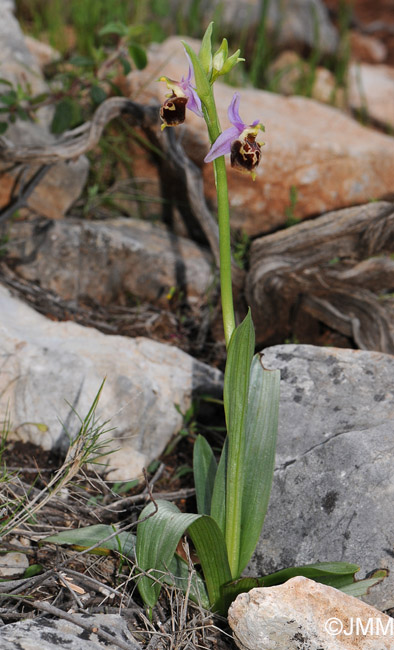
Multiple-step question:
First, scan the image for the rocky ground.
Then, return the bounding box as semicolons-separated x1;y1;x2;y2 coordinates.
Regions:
0;0;393;648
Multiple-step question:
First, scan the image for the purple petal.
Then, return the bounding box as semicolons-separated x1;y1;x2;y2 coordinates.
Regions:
186;86;203;116
228;92;245;130
184;50;194;83
204;125;240;163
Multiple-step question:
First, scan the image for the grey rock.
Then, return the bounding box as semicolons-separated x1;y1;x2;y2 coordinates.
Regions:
0;552;29;578
0;284;222;480
0;6;88;219
0;613;141;650
246;344;394;610
6;216;214;307
172;0;338;55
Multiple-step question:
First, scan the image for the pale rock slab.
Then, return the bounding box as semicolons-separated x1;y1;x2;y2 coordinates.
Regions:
349;30;388;64
0;613;141;650
130;37;394;235
6;216;214;307
246;344;394;611
0;284;222;480
348;63;394;130
24;34;61;70
228;576;394;650
0;552;29;578
0;4;88;219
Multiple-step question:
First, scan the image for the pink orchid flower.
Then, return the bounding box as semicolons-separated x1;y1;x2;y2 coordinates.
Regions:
204;92;264;178
159;56;202;130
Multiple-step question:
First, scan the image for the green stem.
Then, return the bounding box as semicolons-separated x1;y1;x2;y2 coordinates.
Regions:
202;103;235;348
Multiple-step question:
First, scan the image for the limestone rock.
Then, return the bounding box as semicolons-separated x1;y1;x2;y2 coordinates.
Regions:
0;613;141;650
0;552;29;578
348;63;394;130
24;35;61;69
349;30;388;64
6;216;214;307
246;344;394;611
0;284;222;480
267;50;346;107
228;576;394;650
0;4;88;219
130;37;394;235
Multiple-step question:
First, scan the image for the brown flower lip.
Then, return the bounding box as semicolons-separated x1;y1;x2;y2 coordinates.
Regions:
160;95;188;128
230;134;261;173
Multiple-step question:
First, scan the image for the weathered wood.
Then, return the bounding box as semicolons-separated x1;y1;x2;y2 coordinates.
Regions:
246;201;394;353
0;96;244;297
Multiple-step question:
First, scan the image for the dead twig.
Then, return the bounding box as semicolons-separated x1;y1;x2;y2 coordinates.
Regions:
0;164;51;225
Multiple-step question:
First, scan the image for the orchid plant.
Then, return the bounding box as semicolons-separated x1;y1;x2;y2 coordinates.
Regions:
134;24;383;615
44;23;384;618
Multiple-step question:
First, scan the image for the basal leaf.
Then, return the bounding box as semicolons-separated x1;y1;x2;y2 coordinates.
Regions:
165;553;209;609
43;524;136;557
193;434;217;515
221;562;386;608
222;309;255;577
238;355;280;573
210;436;228;533
136;500;231;610
187;515;232;612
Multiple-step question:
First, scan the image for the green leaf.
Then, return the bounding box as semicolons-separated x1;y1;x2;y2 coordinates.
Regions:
0;78;13;87
165;552;209;608
99;21;129;37
136;500;231;611
182;41;211;104
222;309;255;577
90;85;107;105
193;435;217;515
198;22;213;78
23;564;43;578
0;90;17;106
119;56;132;76
128;43;147;70
340;569;388;597
69;55;95;67
43;524;136;557
0;122;8;134
51;97;81;134
259;562;362;587
187;515;232;613
210;436;227;533
238;355;280;573
16;107;29;121
221;563;387;608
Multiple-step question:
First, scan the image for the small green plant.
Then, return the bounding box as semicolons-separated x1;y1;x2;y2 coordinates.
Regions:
134;24;381;615
232;230;251;270
41;21;384;619
0;381;113;540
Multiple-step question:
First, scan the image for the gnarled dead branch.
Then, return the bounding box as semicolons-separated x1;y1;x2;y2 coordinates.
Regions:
246;201;394;353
